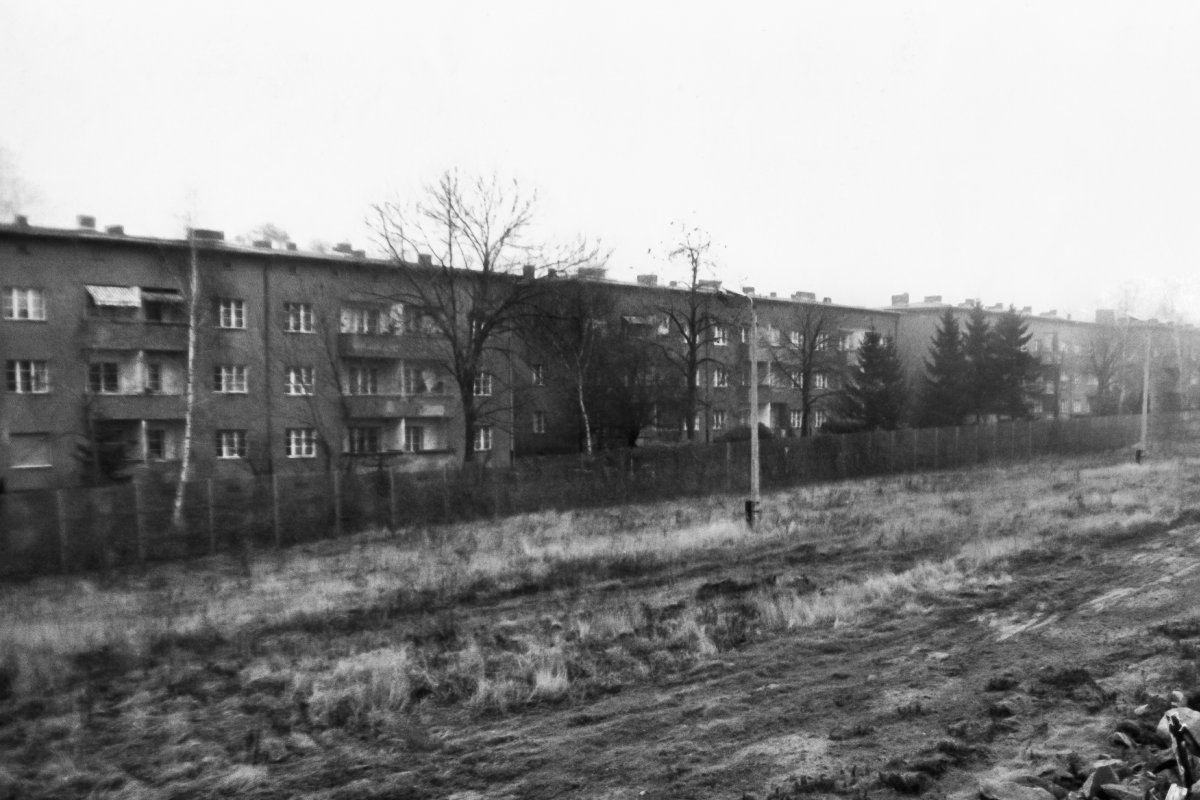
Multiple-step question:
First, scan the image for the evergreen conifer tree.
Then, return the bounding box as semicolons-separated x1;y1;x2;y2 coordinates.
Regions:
989;306;1040;418
963;302;994;422
919;309;969;426
834;329;906;431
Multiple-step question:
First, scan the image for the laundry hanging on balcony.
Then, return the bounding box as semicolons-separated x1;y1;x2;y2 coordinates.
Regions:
85;285;142;307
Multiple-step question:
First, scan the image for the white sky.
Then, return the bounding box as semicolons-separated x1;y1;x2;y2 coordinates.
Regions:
3;1;1199;322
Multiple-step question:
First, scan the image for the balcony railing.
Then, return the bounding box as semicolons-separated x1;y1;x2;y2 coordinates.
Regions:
86;392;187;420
343;394;453;419
82;319;189;351
338;333;445;359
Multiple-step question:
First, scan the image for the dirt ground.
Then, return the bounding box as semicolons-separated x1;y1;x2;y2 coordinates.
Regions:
5;458;1200;799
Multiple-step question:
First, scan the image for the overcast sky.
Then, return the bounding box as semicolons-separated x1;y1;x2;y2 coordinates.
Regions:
2;2;1199;322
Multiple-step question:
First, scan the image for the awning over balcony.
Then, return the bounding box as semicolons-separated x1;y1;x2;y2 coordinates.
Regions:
85;285;141;307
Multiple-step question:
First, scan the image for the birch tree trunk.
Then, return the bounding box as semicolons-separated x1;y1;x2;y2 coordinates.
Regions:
171;230;200;529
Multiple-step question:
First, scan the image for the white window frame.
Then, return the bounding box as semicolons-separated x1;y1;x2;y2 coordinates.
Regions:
713;367;729;388
711;410;726;431
3;287;46;321
532;410;546;434
473;424;493;452
286;366;315;396
531;364;545;386
286;428;317;458
217;298;246;329
348;426;381;455
216;430;247;459
404;425;425;453
713;326;728;346
789;331;803;347
6;360;50;393
473;372;494;397
790;410;803;429
213;364;248;394
812;409;827;430
285;302;314;333
813;372;829;390
340;306;378;335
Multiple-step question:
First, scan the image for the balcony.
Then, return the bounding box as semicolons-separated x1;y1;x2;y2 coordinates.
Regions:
338;333;445;360
87;392;187;420
343;394;453;419
82;319;189;351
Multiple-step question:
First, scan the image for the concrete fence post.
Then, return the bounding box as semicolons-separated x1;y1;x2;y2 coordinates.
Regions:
272;472;282;548
207;479;216;555
933;427;939;471
55;489;70;573
389;467;398;531
332;471;344;538
133;481;146;564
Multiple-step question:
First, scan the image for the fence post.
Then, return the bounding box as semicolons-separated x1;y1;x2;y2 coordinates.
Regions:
55;489;70;573
1027;419;1033;459
207;478;216;555
442;464;451;520
332;471;344;538
889;430;896;473
389;467;398;531
272;472;282;548
133;481;147;564
933;427;939;470
954;426;960;467
913;428;919;471
725;442;732;491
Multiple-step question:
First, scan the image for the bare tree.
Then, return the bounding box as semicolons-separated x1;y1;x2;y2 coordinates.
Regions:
654;225;732;441
171;228;201;528
769;303;845;436
372;171;599;461
1086;321;1126;416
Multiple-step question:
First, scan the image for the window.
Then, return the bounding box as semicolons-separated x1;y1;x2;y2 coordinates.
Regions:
1072;398;1084;414
348;366;378;395
10;433;51;468
348;426;381;455
474;424;493;452
816;333;832;351
145;362;163;393
713;326;728;346
286;428;317;458
713;367;729;388
286;366;315;396
146;429;166;460
285;302;314;333
216;430;247;459
739;325;750;344
6;360;49;393
712;410;726;431
404;366;444;395
533;410;546;434
789;331;803;347
531;364;545;386
473;372;493;397
213;365;248;393
813;373;830;390
765;326;781;346
404;425;425;452
88;363;119;394
790;410;803;429
217;298;245;329
340;306;380;334
1030;339;1041;354
812;409;827;430
3;287;45;320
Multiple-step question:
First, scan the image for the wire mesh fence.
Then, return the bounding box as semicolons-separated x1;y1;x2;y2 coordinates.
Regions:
0;412;1181;578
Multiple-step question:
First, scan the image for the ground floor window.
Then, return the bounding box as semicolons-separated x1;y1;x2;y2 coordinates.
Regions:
348;426;381;454
286;428;317;458
790;410;803;429
146;429;166;460
532;411;546;434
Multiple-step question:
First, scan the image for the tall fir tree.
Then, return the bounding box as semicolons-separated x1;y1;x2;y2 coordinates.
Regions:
919;309;969;426
833;329;906;432
963;302;994;422
989;306;1040;419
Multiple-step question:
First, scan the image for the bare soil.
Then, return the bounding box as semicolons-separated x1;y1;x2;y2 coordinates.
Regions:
5;458;1200;799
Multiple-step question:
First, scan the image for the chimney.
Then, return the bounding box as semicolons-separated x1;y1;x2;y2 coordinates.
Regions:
636;273;658;287
523;264;536;279
578;266;608;281
77;215;96;230
891;293;909;307
285;242;298;251
741;286;754;295
253;240;272;249
792;291;816;302
769;292;777;298
1042;310;1057;317
188;228;225;241
352;249;365;258
923;295;942;304
333;242;353;254
823;297;832;304
105;224;124;236
14;214;29;227
669;281;679;288
416;253;433;268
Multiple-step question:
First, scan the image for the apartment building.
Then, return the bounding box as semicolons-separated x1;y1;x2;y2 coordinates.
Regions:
888;294;1200;419
513;270;901;455
1;217;512;492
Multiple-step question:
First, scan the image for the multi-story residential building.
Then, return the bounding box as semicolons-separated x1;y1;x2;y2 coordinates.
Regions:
1;216;513;492
888;294;1200;419
513;270;900;455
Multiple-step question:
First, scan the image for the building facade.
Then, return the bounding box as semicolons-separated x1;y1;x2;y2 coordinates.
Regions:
1;218;513;492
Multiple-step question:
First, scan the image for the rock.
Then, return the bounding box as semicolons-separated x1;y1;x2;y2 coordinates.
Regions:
1109;732;1135;750
989;700;1019;719
880;771;930;793
1081;766;1119;799
1099;785;1142;800
928;651;951;661
979;778;1055;800
1170;691;1187;707
1134;704;1150;716
1157;708;1200;745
